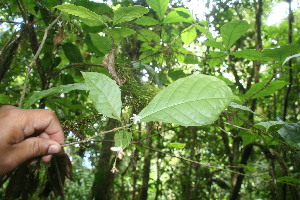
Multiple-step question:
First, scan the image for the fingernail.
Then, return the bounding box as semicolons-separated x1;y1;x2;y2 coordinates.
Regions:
48;145;60;154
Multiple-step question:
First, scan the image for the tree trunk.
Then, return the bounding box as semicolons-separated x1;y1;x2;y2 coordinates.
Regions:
92;119;119;200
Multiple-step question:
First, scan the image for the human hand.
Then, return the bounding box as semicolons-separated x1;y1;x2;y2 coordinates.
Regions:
0;106;64;175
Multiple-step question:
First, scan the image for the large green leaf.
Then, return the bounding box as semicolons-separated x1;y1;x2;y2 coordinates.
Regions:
255;121;285;132
137;29;161;44
138;74;235;126
113;5;148;25
163;8;194;24
62;43;83;63
146;0;169;20
278;123;300;148
230;49;271;61
220;20;249;51
203;40;224;50
244;80;289;99
262;44;300;65
135;16;159;26
89;33;112;54
24;83;86;108
82;72;122;120
181;27;197;45
104;28;136;40
55;4;108;24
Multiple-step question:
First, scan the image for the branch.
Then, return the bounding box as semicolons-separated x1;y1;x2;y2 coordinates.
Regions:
61;126;124;147
18;13;61;108
51;63;104;78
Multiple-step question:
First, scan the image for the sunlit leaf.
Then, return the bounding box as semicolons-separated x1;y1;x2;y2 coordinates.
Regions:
55;4;108;24
113;5;148;25
82;72;122;120
146;0;169;20
163;8;194;24
203;40;224;50
167;143;186;149
181;27;197;45
220;20;249;51
24;83;86;108
138;74;235;126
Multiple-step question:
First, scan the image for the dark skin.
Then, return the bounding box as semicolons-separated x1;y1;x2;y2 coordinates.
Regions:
0;106;64;175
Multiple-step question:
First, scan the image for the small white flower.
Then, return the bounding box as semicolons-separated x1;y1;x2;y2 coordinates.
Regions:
57;20;63;27
130;114;141;124
111;167;118;173
110;147;122;152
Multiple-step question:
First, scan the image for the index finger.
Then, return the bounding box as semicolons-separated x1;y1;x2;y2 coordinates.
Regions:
21;109;64;144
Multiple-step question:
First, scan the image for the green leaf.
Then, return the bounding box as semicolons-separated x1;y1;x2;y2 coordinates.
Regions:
278;123;300;148
113;5;148;25
255;121;285;132
55;4;108;24
135;16;159;26
114;130;132;148
0;94;11;104
262;44;300;65
138;74;235;126
277;176;300;185
282;53;300;66
146;0;169;20
89;33;112;54
203;40;224;50
62;42;83;63
209;51;227;58
244;80;289;99
230;49;271;61
163;8;194;24
181;27;197;45
137;29;161;44
238;131;258;146
82;72;122;120
220;20;249;51
229;102;255;114
167;143;186;149
104;28;135;40
24;83;86;109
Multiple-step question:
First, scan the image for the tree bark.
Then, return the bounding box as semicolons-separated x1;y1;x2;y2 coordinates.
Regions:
92;119;119;200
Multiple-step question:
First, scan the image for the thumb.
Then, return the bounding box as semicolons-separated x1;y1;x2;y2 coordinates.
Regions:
12;137;61;165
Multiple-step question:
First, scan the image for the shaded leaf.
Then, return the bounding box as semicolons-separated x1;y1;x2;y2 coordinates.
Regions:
62;42;83;63
277;176;300;185
244;80;289;99
104;27;135;40
146;0;169;20
230;49;271;61
113;5;148;25
135;16;159;26
89;33;112;54
278;123;300;148
137;29;161;44
24;83;86;109
220;20;249;51
138;74;235;126
238;131;258;146
0;94;11;104
82;72;122;120
262;44;300;65
255;121;285;132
